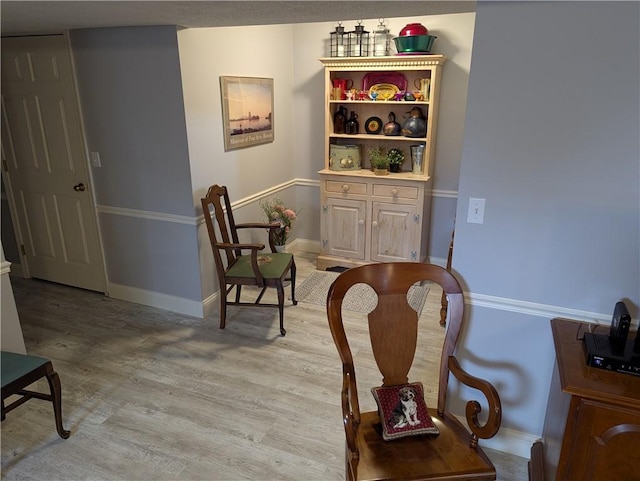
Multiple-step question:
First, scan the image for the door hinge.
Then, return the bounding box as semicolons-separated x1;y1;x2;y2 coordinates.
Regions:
413;214;420;224
411;251;417;261
20;244;26;255
322;205;328;213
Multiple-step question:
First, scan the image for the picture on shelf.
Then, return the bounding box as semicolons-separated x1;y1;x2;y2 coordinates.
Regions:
220;76;274;152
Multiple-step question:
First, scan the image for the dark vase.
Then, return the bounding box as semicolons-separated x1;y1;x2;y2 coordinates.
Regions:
402;107;427;138
383;112;401;136
345;111;359;134
389;164;401;173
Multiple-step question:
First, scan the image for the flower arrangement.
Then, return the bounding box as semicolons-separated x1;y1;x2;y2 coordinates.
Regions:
387;148;405;172
387;148;405;166
260;197;299;246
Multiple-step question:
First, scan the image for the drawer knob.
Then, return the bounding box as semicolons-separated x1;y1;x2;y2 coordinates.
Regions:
372;221;378;227
342;184;349;192
391;188;398;196
359;219;364;225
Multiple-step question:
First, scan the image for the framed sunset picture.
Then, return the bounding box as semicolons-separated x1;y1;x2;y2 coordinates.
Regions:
220;76;274;151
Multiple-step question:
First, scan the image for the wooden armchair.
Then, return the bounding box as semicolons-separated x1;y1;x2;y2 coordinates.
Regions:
201;185;296;335
326;262;502;480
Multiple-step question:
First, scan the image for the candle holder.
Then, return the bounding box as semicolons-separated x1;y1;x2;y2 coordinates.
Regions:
330;22;347;57
348;20;369;57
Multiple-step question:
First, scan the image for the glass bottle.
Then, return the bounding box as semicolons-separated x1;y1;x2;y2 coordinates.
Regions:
345;111;359;134
333;106;347;134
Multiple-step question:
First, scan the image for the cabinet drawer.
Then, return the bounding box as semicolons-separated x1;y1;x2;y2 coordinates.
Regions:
325;180;367;195
373;184;418;200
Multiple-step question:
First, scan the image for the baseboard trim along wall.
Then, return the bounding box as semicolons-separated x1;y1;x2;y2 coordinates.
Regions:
108;282;205;318
453;414;539;459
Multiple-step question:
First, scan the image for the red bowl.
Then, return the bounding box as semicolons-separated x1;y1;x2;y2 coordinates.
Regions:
399;23;429;37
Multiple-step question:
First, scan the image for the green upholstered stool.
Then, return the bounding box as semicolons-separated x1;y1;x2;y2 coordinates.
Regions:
1;351;70;438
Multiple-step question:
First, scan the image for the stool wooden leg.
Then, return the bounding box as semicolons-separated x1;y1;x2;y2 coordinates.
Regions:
44;364;70;439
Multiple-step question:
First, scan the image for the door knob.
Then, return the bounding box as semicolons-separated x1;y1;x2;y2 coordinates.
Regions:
73;183;86;192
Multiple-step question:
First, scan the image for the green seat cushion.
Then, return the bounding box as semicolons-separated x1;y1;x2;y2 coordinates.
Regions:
227;253;293;280
1;351;50;388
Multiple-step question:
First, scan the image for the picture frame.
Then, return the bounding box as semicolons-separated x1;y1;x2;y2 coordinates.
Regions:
220;76;274;151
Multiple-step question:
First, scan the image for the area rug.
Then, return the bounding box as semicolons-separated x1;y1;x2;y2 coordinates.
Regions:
295;270;429;315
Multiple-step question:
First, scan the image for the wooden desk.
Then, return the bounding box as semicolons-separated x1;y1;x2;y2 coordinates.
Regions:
539;318;640;481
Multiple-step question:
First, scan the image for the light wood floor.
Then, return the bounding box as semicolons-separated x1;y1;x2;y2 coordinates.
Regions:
2;252;528;480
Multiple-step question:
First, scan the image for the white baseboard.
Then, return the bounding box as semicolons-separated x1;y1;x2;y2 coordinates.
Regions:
473;420;539;459
427;256;447;267
108;282;205;318
202;291;218;318
288;238;320;255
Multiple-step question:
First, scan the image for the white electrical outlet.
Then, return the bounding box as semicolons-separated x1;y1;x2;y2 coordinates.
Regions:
90;152;101;167
467;198;485;224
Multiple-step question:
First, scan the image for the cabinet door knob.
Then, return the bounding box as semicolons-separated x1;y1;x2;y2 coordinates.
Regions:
372;221;378;227
391;188;398;196
342;184;349;192
358;219;364;225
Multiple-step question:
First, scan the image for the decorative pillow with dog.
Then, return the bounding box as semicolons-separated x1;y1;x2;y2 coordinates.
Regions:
371;382;439;441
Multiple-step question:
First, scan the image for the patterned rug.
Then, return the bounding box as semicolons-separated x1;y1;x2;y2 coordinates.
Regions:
295;270;429;315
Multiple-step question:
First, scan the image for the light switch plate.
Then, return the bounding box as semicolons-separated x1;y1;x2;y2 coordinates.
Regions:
467;198;485;224
90;152;101;167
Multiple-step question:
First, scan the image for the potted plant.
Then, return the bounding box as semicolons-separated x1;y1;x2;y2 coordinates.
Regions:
368;146;389;175
387;148;405;173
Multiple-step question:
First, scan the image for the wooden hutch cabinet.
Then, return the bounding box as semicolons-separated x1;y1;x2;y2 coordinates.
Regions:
317;55;446;271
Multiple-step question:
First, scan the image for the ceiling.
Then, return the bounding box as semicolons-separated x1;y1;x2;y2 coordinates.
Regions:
1;1;476;35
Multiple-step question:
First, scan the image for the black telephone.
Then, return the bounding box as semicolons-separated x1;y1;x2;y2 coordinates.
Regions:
609;300;631;342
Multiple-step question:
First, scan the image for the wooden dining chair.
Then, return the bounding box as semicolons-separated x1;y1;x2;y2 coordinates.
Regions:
327;262;502;481
201;185;296;335
1;351;71;439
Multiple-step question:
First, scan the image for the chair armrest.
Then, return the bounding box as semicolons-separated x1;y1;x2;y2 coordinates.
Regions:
216;242;267;285
216;242;265;251
235;223;281;252
236;222;279;230
448;355;502;446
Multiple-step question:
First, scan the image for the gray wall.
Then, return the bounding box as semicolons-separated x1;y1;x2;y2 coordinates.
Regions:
71;26;203;302
451;0;639;442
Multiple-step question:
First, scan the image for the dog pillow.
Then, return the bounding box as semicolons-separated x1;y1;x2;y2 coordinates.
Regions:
371;382;439;441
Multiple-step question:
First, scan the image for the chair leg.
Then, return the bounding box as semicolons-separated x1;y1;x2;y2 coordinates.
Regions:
290;259;297;305
440;232;455;326
276;281;286;336
220;292;228;329
44;364;71;439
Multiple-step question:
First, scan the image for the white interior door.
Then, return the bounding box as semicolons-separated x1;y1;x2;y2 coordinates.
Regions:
1;34;105;292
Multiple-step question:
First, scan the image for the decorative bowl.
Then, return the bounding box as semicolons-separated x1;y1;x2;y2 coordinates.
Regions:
393;35;436;54
399;23;429;37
